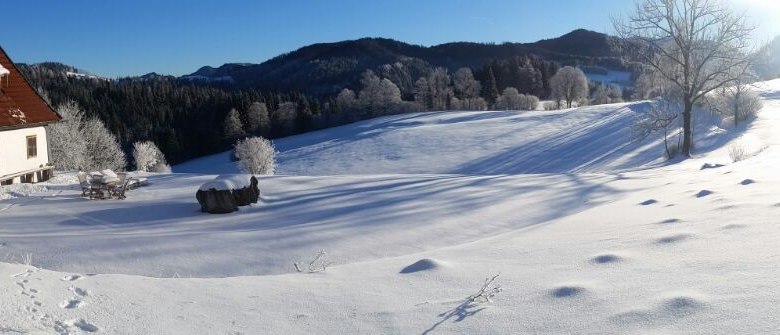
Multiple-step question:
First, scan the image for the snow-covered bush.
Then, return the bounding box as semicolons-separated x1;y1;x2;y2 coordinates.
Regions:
133;141;169;172
234;136;276;175
543;101;558;111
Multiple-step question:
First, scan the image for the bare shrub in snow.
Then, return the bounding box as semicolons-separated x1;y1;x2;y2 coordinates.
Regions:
234;136;276;175
550;66;589;108
632;97;682;159
133;141;169;172
543;101;558;111
728;143;748;162
709;85;762;127
294;250;333;273
468;273;502;303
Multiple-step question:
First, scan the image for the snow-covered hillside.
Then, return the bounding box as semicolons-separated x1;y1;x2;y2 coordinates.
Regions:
1;80;779;334
176;101;726;176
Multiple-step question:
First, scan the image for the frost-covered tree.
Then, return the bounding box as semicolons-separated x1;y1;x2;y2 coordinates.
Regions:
273;102;297;136
223;108;245;142
83;117;126;171
335;88;358;122
245;102;270;136
614;0;756;157
550;66;589;108
453;68;482;99
133;141;170;172
48;100;88;171
358;70;402;117
591;84;610;105
234;136;276;175
428;68;453;111
413;77;431;109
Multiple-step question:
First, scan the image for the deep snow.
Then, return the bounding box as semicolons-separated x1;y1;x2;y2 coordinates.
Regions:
2;79;780;334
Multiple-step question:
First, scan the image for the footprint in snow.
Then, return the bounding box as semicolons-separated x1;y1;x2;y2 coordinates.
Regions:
723;224;747;230
61;275;81;282
68;287;89;297
695;190;713;198
55;319;99;333
590;254;623;264
740;179;755;185
656;233;694;244
657;218;682;225
59;299;84;309
550;285;587;298
640;199;658;206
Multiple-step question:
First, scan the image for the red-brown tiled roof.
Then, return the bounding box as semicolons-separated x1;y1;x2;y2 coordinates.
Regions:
0;46;61;129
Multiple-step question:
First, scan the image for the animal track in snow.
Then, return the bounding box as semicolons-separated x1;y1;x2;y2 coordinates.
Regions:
59;299;84;309
695;190;713;198
740;179;755;185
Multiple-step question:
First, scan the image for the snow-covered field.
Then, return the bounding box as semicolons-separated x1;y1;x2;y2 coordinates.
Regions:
1;80;779;334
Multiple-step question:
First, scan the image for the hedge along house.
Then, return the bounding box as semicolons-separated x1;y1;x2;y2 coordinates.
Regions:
0;46;61;185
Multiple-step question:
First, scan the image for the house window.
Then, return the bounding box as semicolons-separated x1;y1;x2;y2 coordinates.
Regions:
26;135;37;159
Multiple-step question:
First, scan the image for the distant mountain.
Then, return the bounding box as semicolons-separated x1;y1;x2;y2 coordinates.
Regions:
183;29;624;96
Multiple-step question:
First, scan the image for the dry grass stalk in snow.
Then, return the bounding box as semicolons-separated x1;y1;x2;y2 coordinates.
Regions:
294;250;334;273
468;273;502;303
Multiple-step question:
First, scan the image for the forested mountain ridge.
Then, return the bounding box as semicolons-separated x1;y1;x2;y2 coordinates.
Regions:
184;29;623;95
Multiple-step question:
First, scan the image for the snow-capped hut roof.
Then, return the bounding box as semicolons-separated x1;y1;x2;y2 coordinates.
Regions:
0;46;61;129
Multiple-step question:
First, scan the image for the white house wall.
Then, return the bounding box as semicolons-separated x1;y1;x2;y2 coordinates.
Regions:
0;126;49;180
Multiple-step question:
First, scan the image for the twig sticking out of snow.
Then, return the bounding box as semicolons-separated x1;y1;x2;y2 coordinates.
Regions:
294;250;334;273
468;273;502;303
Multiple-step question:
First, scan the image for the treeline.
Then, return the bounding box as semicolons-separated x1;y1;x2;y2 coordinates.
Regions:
21;64;327;164
18;55;578;166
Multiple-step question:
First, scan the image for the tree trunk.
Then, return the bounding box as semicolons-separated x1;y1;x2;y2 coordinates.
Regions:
682;101;693;157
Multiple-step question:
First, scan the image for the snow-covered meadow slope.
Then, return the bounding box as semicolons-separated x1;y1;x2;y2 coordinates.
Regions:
1;80;779;334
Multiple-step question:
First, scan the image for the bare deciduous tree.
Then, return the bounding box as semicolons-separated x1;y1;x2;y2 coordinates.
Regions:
614;0;756;157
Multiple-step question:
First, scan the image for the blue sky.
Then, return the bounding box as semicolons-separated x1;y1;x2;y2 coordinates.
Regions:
3;0;777;77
